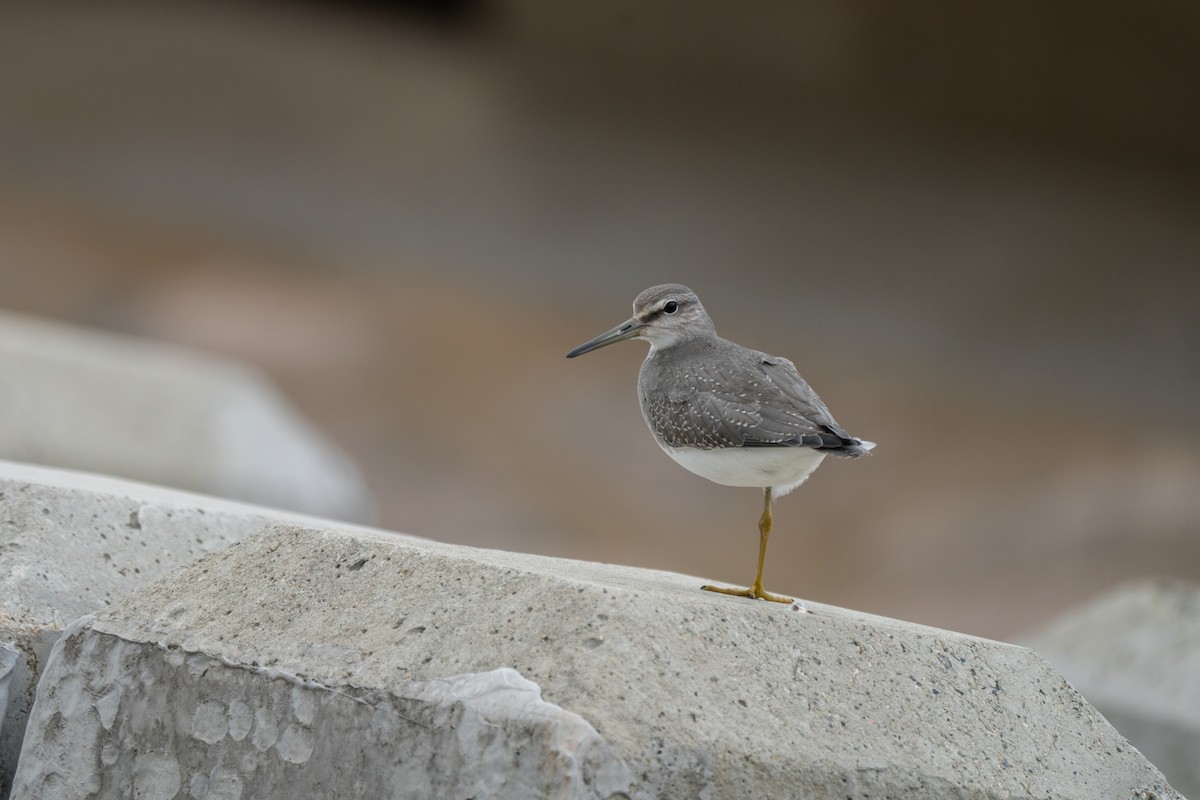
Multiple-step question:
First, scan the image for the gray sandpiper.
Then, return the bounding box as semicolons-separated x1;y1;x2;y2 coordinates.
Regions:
567;283;875;603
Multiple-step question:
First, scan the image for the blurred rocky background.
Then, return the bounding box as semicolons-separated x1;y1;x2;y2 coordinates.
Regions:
1;0;1197;640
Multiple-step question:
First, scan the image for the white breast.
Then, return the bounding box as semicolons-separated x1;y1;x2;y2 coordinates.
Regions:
660;445;826;496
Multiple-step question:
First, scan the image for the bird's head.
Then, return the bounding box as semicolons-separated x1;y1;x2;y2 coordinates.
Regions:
567;284;715;357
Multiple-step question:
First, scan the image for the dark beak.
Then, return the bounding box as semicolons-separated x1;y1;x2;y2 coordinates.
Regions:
567;317;645;357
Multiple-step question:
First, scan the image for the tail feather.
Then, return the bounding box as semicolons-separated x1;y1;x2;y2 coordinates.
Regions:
743;432;876;457
832;437;875;458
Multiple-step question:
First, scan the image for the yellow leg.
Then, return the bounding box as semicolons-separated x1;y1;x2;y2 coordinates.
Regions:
702;487;793;603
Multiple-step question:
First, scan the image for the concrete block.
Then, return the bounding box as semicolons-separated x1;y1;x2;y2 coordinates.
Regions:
1024;579;1200;798
15;525;1183;799
0;461;392;797
0;646;18;739
0;311;372;521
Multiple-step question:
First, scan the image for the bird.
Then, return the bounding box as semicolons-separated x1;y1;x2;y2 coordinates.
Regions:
566;283;874;603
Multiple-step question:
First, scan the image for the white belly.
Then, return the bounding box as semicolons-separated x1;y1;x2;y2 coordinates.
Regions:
661;445;826;496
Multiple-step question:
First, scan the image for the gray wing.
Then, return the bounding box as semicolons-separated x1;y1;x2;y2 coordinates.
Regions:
644;346;871;456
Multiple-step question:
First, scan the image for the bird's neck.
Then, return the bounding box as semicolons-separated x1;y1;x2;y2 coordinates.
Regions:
646;333;719;358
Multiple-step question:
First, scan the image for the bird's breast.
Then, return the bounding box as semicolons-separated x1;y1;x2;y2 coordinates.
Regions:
659;444;825;495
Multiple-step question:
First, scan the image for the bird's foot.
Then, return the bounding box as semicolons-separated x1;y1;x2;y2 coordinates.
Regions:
701;582;793;604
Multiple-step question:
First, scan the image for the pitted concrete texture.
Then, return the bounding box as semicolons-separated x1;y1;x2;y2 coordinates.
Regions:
0;646;17;734
0;311;372;521
15;525;1183;799
1024;579;1200;799
0;461;397;797
21;631;630;800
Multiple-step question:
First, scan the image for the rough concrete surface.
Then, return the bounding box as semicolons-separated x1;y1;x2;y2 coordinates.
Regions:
15;525;1183;800
1024;579;1200;799
0;646;17;739
0;461;394;798
0;311;372;522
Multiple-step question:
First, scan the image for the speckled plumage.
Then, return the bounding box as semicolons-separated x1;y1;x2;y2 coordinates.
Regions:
638;334;869;455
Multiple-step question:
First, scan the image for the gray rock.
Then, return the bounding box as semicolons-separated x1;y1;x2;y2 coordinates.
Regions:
1023;579;1200;799
21;630;629;800
0;461;395;798
0;646;17;744
15;524;1183;799
0;311;372;521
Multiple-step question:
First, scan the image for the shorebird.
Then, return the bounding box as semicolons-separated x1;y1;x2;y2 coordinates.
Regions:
567;284;874;603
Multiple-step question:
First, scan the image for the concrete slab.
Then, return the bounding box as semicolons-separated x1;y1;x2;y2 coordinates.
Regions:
0;461;398;798
1024;579;1200;799
15;524;1183;799
0;311;372;522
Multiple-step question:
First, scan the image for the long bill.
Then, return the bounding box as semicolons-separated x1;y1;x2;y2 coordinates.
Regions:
566;317;645;358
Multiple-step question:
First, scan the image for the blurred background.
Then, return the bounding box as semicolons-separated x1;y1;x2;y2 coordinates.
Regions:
1;0;1198;640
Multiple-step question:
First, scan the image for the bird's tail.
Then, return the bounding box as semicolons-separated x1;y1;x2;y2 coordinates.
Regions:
835;438;875;458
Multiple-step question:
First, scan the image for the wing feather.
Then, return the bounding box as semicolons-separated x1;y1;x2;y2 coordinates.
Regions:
642;343;870;456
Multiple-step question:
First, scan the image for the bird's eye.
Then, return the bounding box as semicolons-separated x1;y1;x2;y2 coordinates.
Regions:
663;300;679;314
